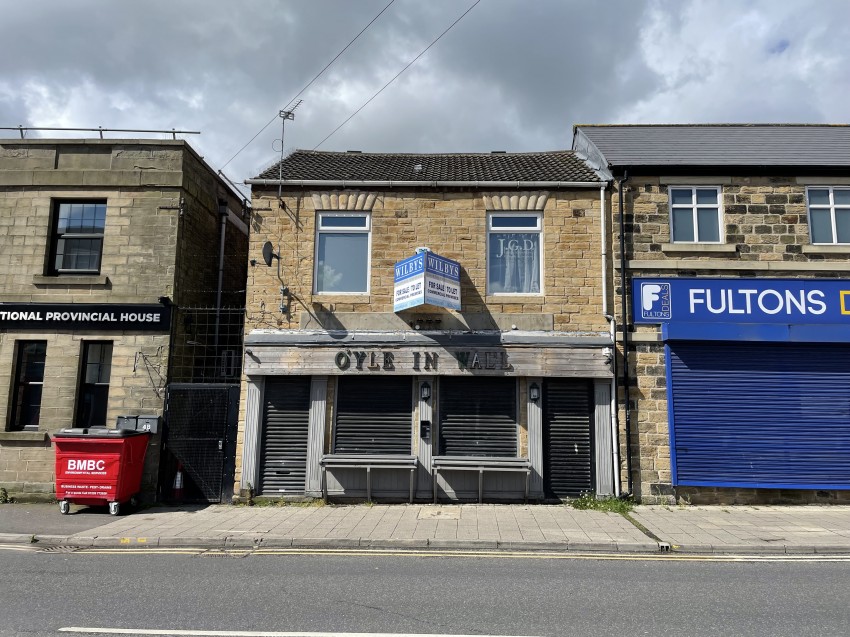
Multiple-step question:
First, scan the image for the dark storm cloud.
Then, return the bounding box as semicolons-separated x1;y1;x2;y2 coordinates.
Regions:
1;1;847;182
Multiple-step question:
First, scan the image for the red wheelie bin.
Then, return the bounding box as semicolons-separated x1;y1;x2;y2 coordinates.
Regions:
53;428;150;515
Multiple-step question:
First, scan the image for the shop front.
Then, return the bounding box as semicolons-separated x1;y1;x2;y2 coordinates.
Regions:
635;277;850;491
239;331;616;502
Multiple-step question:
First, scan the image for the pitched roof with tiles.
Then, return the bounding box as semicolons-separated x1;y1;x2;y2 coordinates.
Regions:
251;150;601;183
573;124;850;168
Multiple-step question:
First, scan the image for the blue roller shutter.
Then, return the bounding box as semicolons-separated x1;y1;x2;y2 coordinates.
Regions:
669;342;850;489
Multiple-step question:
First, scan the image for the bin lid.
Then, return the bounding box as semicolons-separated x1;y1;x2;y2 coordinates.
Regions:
53;427;150;438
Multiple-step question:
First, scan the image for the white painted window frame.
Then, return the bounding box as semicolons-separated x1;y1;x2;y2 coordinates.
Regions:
313;211;372;294
486;211;544;295
806;186;850;245
668;186;723;244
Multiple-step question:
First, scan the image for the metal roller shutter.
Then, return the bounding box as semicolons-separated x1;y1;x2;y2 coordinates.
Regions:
439;377;517;457
259;376;311;494
543;379;594;498
334;376;413;454
670;342;850;489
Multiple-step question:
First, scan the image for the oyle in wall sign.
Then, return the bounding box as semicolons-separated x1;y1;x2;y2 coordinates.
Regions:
334;349;513;372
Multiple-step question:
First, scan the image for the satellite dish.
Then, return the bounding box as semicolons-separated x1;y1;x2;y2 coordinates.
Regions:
262;241;278;267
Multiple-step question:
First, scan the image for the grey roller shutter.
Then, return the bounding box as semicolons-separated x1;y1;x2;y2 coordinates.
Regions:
670;342;850;489
259;376;311;494
439;377;517;457
333;376;413;454
543;379;594;498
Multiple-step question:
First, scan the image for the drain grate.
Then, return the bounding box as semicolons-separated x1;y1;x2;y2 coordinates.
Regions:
39;546;79;553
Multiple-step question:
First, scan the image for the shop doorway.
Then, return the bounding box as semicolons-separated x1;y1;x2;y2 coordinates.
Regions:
258;376;312;495
543;379;594;499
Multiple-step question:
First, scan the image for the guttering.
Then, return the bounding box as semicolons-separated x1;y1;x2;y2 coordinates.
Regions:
617;171;633;496
244;179;602;188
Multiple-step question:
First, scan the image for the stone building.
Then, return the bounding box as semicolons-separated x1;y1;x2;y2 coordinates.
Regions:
574;124;850;504
238;150;619;502
0;138;248;502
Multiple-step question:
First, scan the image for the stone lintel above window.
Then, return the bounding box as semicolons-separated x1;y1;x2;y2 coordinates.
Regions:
482;191;549;211
311;191;376;211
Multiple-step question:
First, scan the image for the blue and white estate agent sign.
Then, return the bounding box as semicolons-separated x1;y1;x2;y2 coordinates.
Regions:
634;278;850;325
394;250;461;312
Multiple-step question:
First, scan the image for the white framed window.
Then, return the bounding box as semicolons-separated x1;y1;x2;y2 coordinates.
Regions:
487;213;542;294
807;187;850;244
314;212;371;293
669;187;722;243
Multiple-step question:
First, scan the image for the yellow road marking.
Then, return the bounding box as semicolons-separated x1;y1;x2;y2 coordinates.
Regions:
68;547;850;562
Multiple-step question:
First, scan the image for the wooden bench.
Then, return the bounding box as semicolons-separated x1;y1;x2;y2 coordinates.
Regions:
320;454;418;503
431;456;532;503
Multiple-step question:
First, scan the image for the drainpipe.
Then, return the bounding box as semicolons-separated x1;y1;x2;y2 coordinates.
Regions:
600;184;620;497
214;200;228;353
617;171;633;495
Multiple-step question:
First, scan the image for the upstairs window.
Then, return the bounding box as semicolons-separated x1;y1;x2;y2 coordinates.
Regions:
487;213;542;294
669;187;722;243
49;201;107;274
314;212;370;293
807;188;850;244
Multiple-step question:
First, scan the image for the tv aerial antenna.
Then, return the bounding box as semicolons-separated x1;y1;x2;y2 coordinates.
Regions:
276;100;303;201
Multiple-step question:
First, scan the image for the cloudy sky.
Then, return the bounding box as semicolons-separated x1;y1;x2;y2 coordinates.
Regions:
2;0;849;190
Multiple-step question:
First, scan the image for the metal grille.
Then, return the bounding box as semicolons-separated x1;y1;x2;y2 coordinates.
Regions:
169;307;245;383
670;342;850;488
334;376;413;454
439;377;517;457
543;379;593;498
165;384;239;502
259;377;311;494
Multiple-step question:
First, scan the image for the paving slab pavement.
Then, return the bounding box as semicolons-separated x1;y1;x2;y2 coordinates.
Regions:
631;505;850;554
3;502;850;554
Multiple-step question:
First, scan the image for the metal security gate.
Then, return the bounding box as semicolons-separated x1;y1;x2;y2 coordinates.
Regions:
164;383;239;503
439;377;517;456
543;379;594;498
259;376;311;494
334;376;413;454
669;341;850;489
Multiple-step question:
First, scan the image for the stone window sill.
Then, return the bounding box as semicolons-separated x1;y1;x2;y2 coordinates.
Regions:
801;245;850;255
311;294;371;305
32;274;110;286
0;430;49;442
485;294;545;304
661;243;737;254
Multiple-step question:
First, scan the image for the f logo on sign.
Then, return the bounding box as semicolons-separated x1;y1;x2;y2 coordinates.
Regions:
640;282;671;320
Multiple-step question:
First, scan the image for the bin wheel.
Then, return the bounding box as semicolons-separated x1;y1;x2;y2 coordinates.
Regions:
59;500;70;515
109;501;120;516
129;496;139;509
